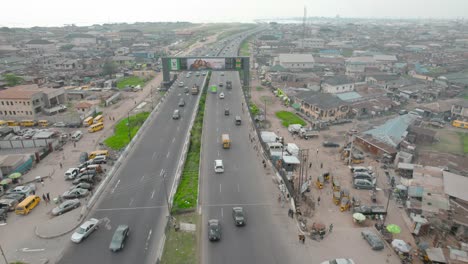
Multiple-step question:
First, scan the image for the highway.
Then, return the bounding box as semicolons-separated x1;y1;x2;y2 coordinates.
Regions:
199;71;291;263
58;74;205;264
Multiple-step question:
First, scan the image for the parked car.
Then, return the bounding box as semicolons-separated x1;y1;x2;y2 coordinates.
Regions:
6;184;36;196
0;198;19;211
70;183;93;190
53;122;67;127
219;92;225;99
353;179;375;190
353;173;376;185
208;219;221;241
72;175;95;185
322;141;340;148
71;218;99;243
4;193;26;203
232;207;246;226
79;152;88;163
109;225;130;252
361;230;384;250
320;259;355;264
62;188;89;199
52;199;81;216
91;156;107;164
65;168;80;180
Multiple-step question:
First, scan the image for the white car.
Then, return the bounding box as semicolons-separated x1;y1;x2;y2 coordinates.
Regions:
6;184;36;196
320;259;355;264
65;168;80;180
178;82;184;87
214;160;224;173
71;218;99;243
219;92;225;99
53;122;67;127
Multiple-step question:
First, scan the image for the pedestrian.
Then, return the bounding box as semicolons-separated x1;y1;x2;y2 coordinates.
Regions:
317;196;321;206
309;162;312;168
316;148;319;155
59;162;63;169
42;194;47;205
32;190;35;195
46;193;50;202
113;117;115;121
41;179;45;187
109;116;112;121
329;223;334;233
320;162;323;169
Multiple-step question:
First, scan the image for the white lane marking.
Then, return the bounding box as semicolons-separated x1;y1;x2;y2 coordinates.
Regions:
111;179;120;194
237;184;240;192
129;198;134;206
221;208;224;218
151;190;155;199
177;125;180;131
217;150;220;157
216;127;219;132
140;175;145;182
216;138;219;143
172;137;175;143
145;229;153;251
160;169;165;176
95;205;166;211
152;152;157;160
166;151;170;158
20;248;45;252
219;184;222;193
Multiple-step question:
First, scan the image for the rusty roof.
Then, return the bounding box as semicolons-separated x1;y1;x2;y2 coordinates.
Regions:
0;84;41;99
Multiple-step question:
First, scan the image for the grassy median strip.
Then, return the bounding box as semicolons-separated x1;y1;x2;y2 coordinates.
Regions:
276;110;306;127
160;213;199;264
104;112;150;150
172;91;206;212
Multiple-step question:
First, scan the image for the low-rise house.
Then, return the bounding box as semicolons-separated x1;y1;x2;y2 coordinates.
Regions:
115;47;130;56
451;100;468;120
321;76;355;94
25;39;56;53
365;74;400;89
294;91;349;121
277;53;314;70
67;33;96;46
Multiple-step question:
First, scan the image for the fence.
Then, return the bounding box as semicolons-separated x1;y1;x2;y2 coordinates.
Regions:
0;138;58;149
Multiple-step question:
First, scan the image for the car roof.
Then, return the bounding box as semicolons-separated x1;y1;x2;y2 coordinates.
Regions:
208;219;219;225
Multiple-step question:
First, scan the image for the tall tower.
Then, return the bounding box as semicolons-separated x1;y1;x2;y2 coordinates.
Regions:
302;6;307;50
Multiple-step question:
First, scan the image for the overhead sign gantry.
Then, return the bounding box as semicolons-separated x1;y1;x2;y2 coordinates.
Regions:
161;57;250;89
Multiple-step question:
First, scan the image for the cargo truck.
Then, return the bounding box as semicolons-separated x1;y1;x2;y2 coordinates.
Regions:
222;134;230;149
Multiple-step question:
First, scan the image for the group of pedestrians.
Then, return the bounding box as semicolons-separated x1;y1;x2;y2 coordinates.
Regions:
42;193;51;205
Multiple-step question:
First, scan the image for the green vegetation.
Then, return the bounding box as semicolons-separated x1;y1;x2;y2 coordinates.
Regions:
104;112;150;150
172;73;210;212
275;111;306;127
250;103;260;116
160;213;199;264
421;129;464;155
459;132;468;154
2;73;23;86
255;86;264;91
102;60;117;78
240;37;251;56
116;76;146;89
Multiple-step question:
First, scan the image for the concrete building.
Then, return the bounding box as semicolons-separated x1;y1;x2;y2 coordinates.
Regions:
119;29;143;40
0;84;66;119
322;76;355;94
25;39;56;53
345;56;376;76
67;33;97;46
295;38;325;49
277;54;314;69
294;91;349;121
451;100;468;120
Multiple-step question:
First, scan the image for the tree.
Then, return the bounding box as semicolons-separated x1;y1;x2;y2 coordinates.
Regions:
3;73;23;86
102;60;117;78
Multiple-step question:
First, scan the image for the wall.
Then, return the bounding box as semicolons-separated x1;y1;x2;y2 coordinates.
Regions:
0;138;58;149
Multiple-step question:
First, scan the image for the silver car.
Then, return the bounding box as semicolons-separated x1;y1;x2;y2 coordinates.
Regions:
52;199;81;216
71;218;99;243
361;230;384;250
62;188;89;199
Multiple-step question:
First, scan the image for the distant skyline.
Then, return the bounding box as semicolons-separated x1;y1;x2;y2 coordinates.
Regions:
2;0;468;27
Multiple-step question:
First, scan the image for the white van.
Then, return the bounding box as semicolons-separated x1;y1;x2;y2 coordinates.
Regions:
71;130;83;141
214;160;224;173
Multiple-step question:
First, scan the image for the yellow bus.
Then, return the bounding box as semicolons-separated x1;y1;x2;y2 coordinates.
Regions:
89;150;109;159
20;120;36;127
83;117;94;127
452;120;468;129
15;195;41;215
7;120;19;126
88;122;104;133
38;120;49;127
93;115;104;124
0;120;7;126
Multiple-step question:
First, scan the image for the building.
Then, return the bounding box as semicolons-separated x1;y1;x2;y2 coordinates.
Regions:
67;33;97;46
25;39;56;53
277;54;314;69
294;91;349;121
345;56;376;76
0;84;66;119
365;74;400;89
322;76;355;94
119;29;143;40
295;38;325;49
451;100;468;120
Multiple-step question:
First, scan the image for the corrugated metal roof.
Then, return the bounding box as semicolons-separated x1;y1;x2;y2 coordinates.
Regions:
363;114;418;147
336;92;362;101
408;186;424;197
443;171;468;201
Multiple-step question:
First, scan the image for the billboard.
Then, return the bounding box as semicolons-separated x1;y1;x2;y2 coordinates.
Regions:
187;58;225;70
169;58;180;70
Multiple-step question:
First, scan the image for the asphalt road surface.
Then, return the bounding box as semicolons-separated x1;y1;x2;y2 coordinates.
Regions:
58;74;205;264
200;71;290;264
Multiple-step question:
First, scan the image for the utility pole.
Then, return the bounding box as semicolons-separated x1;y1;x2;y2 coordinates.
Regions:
297;149;309;201
0;244;9;264
382;188;392;225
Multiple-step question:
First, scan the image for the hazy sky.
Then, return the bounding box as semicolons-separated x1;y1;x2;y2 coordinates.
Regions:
2;0;467;27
